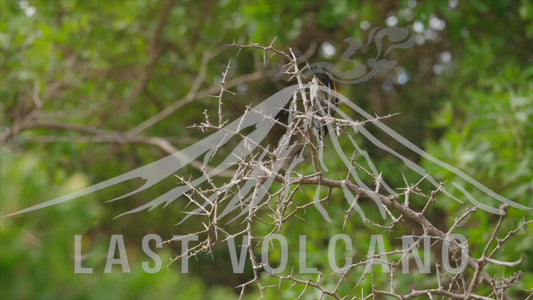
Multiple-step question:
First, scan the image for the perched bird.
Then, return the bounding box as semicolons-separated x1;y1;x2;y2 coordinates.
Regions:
309;66;339;138
271;66;339;142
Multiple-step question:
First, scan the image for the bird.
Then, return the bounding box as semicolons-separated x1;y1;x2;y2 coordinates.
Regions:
272;65;339;143
308;66;340;138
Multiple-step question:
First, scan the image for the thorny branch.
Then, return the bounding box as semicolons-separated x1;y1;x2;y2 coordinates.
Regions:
165;42;532;299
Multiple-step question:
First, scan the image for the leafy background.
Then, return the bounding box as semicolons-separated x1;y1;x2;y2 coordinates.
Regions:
1;0;532;299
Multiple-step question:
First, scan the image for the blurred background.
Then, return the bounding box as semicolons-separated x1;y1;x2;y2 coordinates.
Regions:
1;0;532;299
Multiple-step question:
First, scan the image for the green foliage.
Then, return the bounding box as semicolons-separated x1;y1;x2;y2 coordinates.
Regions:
1;0;531;298
0;149;232;299
422;8;533;290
